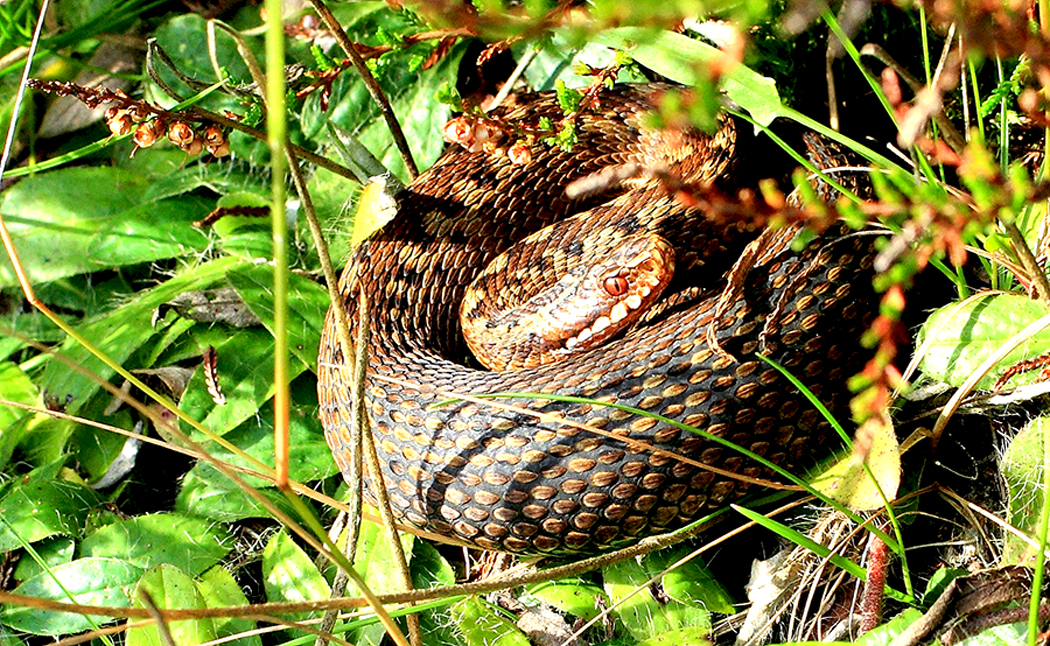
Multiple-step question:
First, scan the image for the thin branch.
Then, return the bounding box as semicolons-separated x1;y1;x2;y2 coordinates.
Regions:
1003;218;1050;306
308;0;419;179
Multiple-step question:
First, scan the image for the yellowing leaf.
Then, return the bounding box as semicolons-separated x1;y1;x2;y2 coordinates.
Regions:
811;415;900;510
351;177;400;246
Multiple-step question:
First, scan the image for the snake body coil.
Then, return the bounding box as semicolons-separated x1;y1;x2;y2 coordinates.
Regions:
318;84;876;555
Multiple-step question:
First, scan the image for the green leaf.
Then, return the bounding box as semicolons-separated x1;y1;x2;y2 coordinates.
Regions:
78;512;232;577
1001;415;1050;564
226;264;330;372
178;326;307;437
0;361;38;429
652;549;735;615
918;294;1050;389
0;167;212;287
147;14;254;111
352;41;469;180
212;215;273;261
527;580;609;622
1;557;144;634
40;256;243;413
604;552;713;641
855;608;923;646
128;564;217;646
198;565;264;646
407;543;461;646
0;461;99;553
449;597;530;646
0;361;42;471
175;461;296;522
344;517;416;646
635;627;713;646
262;530;330;633
593;28;783;127
187;379;333;486
521;34;647;90
12;536;75;583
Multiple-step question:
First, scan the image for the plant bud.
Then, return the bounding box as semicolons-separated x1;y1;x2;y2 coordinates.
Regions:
167;121;195;147
133;120;163;148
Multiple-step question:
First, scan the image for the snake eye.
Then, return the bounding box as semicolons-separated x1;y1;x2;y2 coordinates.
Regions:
603;275;629;296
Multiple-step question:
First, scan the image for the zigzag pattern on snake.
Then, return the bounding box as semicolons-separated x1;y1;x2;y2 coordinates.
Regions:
317;83;877;555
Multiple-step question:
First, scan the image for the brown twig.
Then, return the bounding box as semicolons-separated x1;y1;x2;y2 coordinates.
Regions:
308;0;419;179
1003;218;1050;307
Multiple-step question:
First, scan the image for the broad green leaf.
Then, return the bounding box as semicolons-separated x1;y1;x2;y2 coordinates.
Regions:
128;564;217;646
146;14;252;111
951;623;1027;645
40;256;243;413
0;461;99;553
410;541;460;646
78;512;232;577
651;549;734;615
593;28;783;126
1;557;144;634
353;42;469;181
811;415;900;510
522;33;648;91
856;608;923;646
345;517;416;646
0;362;38;429
207;193;273;260
175;461;296;522
262;531;330;633
198;565;263;646
1001;415;1050;564
188;381;334;486
226;264;330;372
2;416;77;472
213;215;273;261
918;294;1050;390
12;536;75;583
352;516;415;593
178;326;307;437
636;627;713;646
527;580;609;622
449;597;530;646
0;167;212;287
0;361;43;471
604;553;713;641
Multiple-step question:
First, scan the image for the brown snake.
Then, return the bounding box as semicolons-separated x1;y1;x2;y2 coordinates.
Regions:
317;83;877;556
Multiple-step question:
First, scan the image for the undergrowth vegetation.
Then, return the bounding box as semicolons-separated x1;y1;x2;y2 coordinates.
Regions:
1;0;1050;645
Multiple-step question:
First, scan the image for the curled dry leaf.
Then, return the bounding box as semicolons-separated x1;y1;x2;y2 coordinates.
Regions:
154;287;262;328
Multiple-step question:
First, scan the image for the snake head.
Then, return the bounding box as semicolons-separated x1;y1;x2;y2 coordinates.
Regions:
462;233;676;371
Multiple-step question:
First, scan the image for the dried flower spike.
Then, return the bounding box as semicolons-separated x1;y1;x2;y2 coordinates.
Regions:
202;125;230;157
105;107;134;136
507;141;532;165
168;121;205;154
133;120;164;148
167;121;195;147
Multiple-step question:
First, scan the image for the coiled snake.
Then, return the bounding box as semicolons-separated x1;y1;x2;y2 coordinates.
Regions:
317;83;876;555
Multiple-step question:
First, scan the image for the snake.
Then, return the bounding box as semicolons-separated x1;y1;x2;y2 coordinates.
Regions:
317;83;877;556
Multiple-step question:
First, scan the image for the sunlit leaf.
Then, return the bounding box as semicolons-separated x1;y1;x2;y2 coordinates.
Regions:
128;564;217;646
1;557;144;634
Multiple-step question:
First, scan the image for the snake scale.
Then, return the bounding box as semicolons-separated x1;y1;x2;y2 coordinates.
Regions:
317;83;877;555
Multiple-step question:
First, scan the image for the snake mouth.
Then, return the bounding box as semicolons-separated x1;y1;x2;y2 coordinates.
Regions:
460;232;677;371
563;268;668;351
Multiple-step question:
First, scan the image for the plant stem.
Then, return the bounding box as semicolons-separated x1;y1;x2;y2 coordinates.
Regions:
309;0;418;180
1003;219;1050;308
